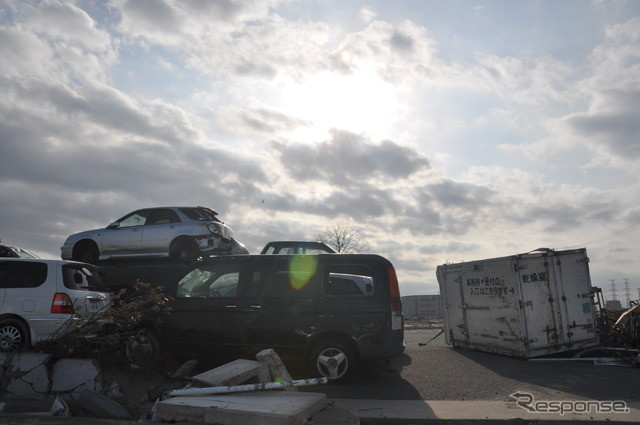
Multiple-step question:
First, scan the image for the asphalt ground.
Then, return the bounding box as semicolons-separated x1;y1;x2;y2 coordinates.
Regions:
301;326;640;403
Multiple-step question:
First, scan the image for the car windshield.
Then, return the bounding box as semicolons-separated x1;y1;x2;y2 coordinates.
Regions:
13;247;39;259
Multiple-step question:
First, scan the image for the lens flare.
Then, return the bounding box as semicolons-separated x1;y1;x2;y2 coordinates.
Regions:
289;255;318;290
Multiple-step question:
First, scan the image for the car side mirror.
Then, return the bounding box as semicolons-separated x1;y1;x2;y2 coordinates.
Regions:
107;221;119;229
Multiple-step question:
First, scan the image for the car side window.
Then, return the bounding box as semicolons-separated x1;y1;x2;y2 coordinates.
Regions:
116;211;150;228
323;264;375;296
146;209;181;226
0;261;48;288
62;264;103;290
176;264;240;298
247;259;318;299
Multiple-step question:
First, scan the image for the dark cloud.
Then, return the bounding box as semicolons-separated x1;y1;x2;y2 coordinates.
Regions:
427;179;495;208
271;129;430;184
120;0;181;33
389;31;415;53
567;89;640;159
241;109;312;133
182;0;243;21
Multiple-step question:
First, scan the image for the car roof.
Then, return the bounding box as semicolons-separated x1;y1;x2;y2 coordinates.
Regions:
260;241;336;254
132;206;219;214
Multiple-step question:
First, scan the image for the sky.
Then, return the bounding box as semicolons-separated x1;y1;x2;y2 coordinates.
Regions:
1;0;639;303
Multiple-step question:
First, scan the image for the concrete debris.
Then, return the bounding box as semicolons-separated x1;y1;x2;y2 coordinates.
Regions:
78;389;133;420
51;358;102;396
167;378;328;397
155;391;327;425
304;403;359;425
171;359;199;379
0;352;51;399
192;358;270;387
0;347;331;425
256;348;297;391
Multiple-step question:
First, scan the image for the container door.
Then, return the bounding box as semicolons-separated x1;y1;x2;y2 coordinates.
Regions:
517;254;562;352
457;258;524;356
437;265;467;346
551;249;597;345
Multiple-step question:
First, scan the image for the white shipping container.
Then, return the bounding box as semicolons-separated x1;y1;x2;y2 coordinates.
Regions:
436;248;598;358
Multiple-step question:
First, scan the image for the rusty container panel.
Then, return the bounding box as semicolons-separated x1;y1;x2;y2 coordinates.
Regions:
436;248;598;358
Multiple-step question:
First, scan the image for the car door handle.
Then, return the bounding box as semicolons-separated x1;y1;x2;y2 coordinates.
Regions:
249;305;262;309
225;304;237;309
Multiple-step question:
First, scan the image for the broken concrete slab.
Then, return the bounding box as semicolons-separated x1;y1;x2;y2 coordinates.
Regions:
78;389;133;420
155;391;327;425
1;353;51;399
256;349;297;391
51;358;102;396
192;358;270;387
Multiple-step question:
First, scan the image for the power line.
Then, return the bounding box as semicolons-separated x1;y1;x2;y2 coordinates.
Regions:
562;219;640;249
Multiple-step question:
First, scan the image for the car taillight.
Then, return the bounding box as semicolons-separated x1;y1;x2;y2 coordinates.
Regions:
207;223;221;234
388;268;404;331
388;268;402;312
51;293;75;314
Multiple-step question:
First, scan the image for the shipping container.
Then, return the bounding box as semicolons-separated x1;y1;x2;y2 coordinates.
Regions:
436;248;598;358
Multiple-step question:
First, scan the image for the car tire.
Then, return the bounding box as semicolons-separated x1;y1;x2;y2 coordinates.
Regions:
75;242;99;264
171;238;199;263
125;328;162;369
308;338;356;383
0;319;30;353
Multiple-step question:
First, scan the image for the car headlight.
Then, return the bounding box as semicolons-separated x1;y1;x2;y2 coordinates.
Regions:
207;223;221;234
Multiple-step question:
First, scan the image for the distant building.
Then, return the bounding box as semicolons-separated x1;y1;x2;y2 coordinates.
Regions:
605;300;623;311
401;295;441;318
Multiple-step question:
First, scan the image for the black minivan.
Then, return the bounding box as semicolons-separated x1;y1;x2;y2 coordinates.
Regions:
144;253;404;381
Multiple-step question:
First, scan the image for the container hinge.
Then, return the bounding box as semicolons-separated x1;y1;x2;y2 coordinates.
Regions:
459;303;468;309
577;257;590;263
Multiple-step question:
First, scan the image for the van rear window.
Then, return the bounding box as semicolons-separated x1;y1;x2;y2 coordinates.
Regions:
0;261;48;288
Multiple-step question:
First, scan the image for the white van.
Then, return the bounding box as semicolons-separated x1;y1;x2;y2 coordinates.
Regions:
0;258;110;352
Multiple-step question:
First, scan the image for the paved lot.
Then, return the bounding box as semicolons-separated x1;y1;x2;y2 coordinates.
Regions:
303;327;640;404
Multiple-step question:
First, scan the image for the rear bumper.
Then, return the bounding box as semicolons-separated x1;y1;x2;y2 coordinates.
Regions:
358;329;405;361
27;316;84;344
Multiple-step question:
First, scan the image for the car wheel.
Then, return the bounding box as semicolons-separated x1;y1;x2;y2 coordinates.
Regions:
0;319;30;353
75;242;99;264
171;238;199;263
308;339;356;383
125;328;162;369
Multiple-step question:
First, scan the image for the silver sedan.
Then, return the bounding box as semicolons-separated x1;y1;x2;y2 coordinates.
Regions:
61;206;248;263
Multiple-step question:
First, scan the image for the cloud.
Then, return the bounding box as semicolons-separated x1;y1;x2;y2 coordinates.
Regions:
271;129;430;184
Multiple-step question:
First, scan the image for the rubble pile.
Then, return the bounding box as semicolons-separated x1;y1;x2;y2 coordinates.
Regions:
0;349;342;425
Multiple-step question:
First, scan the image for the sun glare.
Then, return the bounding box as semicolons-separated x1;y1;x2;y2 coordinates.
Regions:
281;69;396;139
